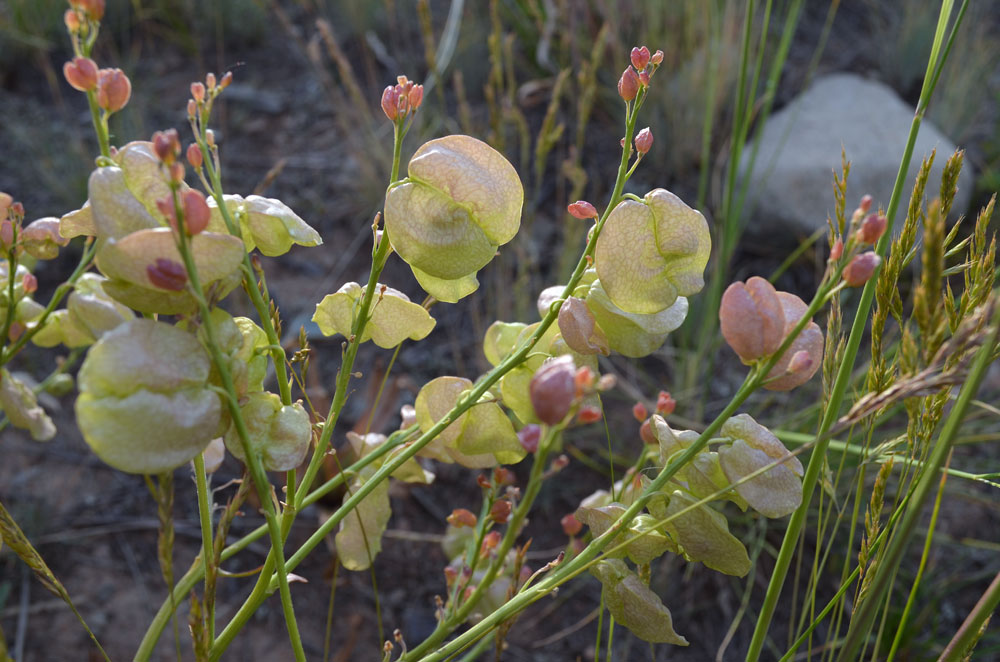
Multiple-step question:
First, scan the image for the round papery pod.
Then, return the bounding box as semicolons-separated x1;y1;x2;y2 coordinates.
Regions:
206;194;322;256
719;276;785;363
234;317;268;394
595;189;710;314
558;297;609;356
662;490;751;577
718;413;803;517
21;218;70;260
312;281;436;349
650;415;700;465
383;135;523;303
67;273;133;340
529;355;576;425
30;309;93;348
482;321;527;367
585;280;688;358
0;368;56;441
114;141;185;222
414;376;525;468
346;431;434;484
223;392;312;472
762;292;824;391
590;559;689;645
75;319;222;473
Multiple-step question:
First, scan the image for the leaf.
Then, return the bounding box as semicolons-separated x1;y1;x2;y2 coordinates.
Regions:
313;282;436;348
336;467;391;571
384;135;523;302
76;319;221;473
223;392;312;472
590;559;688;645
586;279;688;357
595;189;710;314
208;194;322;256
0;369;56;441
662;491;751;577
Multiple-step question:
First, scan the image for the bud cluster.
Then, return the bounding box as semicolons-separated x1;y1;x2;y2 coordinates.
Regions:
1;195;70;261
827;194;886;288
62;54;131;114
618;45;664;102
381;76;424;122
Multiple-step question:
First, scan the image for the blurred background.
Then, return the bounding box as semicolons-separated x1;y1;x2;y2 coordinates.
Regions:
1;1;998;660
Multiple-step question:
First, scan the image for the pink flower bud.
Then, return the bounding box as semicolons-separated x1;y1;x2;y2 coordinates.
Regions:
480;531;501;556
187;99;197;118
632;402;648;422
720;276;786;362
858;194;873;214
561;513;582;537
10;202;23;218
446;508;477;528
493;467;516;486
22;273;37;294
640;419;656;444
530;355;576;425
558;297;609;355
650;49;664;65
77;0;104;20
574;365;595;394
634;127;653;154
152;129;180;163
630;46;651;70
0;193;11;217
638;71;650;86
577;406;602;424
182;190;210;235
156;197;176;226
206;72;216;90
656;391;676;416
843;251;881;287
146;258;187;291
830;238;844;261
63;57;98;91
618;66;639;101
518;424;541;453
96;68;131;112
220;71;233;89
489;499;512;524
1;220;14;250
858;213;887;244
596;374;616;391
550;454;570;472
408;84;424;111
186;143;203;168
787;349;813;376
169;162;185;184
64;9;81;32
8;321;25;342
190;82;205;103
381;85;399;120
205;129;215;147
567;200;598;219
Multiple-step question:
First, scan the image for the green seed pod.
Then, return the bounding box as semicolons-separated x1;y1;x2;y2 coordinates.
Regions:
223;392;312;472
206;194;321;256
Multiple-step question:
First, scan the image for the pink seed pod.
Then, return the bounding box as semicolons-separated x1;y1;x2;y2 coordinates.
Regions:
446;508;477;528
858;194;873;214
843;251;881;286
190;81;205;103
493;467;516;486
381;85;399;121
634;127;653;154
489;499;512;524
632;401;648;422
63;57;98;91
0;221;14;251
630;46;651;70
719;276;786;363
650;49;664;65
577;406;602;424
517;424;541;453
146;258;187;291
152;129;180;163
181;190;210;235
186;143;203;168
96;68;131;112
567;200;598;219
618;66;639;101
763;291;824;391
830;238;844;261
408;84;424;111
858;213;887;244
22;273;38;294
530;355;577;425
558;297;609;356
640;419;656;444
656;391;675;416
561;513;583;537
638;71;650;86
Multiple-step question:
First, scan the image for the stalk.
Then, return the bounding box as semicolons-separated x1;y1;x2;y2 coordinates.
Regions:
192;454;217;642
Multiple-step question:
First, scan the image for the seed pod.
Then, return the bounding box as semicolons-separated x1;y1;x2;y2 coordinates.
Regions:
630;46;651;71
719;276;785;363
21;217;70;260
763;292;824;391
63;57;98;91
618;66;639;101
529;355;576;425
843;251;881;286
96;68;131;112
567;200;598;219
558;297;610;356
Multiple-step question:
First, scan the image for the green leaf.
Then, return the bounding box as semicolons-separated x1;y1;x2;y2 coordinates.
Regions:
590;559;689;645
595;189;710;314
0;369;56;441
313;282;435;348
384;135;523;302
662;491;751;577
75;319;222;473
336;466;391;571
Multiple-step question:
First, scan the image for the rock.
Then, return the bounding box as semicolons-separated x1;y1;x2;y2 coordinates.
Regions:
739;73;973;238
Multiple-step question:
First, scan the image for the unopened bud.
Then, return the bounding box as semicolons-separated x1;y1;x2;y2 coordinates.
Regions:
596;374;617;391
190;82;205;103
858;194;873;214
577;406;602;424
567;200;598;219
0;193;10;218
630;46;651;71
830;238;844;261
618;66;639;101
64;9;82;32
632;402;648;422
181;190;210;235
408;84;424;111
650;49;664;65
518;424;541;453
477;474;492;489
634;127;653;154
640;419;656;444
22;273;37;294
8;322;25;342
206;72;216;90
152;129;180;163
187;99;197;118
574;365;596;395
76;0;104;20
447;508;477;528
400;403;417;429
220;71;233;89
489;499;511;524
186;143;203;168
96;68;131;112
638;71;650;86
63;57;98;91
169;162;185;184
480;531;501;556
550;454;570;472
656;391;675;416
156;197;176;225
530;355;576;425
1;221;14;251
146;258;187;291
787;349;813;376
205;129;215;147
10;202;23;218
561;513;582;537
443;565;459;586
843;251;881;287
493;467;516;486
381;86;399;121
858;214;887;244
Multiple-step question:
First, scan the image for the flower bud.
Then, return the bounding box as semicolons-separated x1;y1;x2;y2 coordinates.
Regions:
169;162;185;184
480;531;501;556
381;85;399;120
577;406;602;424
96;68;131;112
630;46;651;70
655;391;675;416
843;251;881;287
529;355;576;425
567;200;598;219
206;72;216;90
0;192;12;217
220;71;233;89
558;297;609;355
638;71;650;86
10;202;23;218
63;57;98;91
408;84;424;111
152;129;180;163
182;190;210;235
561;513;582;537
146;258;188;291
518;424;541;453
787;349;813;376
8;321;25;342
858;194;873;214
596;374;616;391
618;66;639;101
493;467;516;486
22;273;37;295
447;508;477;528
574;365;595;395
64;9;82;32
830;238;844;261
443;565;459;586
650;50;664;65
639;419;656;444
186;143;203;168
489;499;512;524
1;220;15;250
634;127;653;155
720;276;786;362
858;213;887;244
632;402;648;422
187;99;197;118
156;197;176;226
550;454;570;472
76;0;104;20
477;474;492;489
190;81;205;103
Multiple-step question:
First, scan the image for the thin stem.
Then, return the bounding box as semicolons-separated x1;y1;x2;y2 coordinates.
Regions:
192;454;216;643
938;568;1000;662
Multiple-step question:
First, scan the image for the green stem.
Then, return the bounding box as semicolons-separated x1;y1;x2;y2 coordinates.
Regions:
743;3;967;658
192;453;216;643
1;249;18;352
937;568;1000;662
